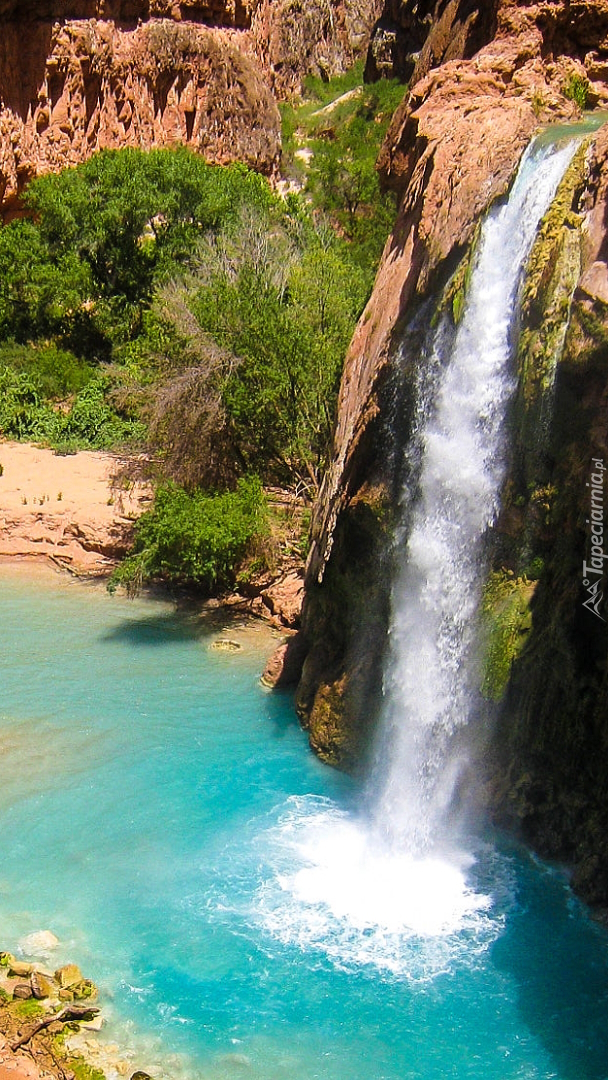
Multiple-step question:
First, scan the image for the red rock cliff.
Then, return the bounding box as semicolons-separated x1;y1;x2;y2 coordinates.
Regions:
0;0;381;214
298;0;608;775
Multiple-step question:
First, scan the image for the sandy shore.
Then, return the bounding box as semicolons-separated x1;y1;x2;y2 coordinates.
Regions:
0;442;152;575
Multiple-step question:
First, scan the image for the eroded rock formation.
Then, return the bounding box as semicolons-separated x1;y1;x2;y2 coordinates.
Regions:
0;16;281;215
0;0;381;214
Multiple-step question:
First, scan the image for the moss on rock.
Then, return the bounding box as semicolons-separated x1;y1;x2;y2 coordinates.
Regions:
480;572;535;702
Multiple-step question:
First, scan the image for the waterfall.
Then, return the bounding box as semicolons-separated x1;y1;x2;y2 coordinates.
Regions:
255;134;582;973
371;135;581;855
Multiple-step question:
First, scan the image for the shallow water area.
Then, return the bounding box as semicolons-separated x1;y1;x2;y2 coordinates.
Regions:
0;565;607;1080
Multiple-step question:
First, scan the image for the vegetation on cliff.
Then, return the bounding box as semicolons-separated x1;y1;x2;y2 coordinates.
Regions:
280;62;406;283
0;66;403;593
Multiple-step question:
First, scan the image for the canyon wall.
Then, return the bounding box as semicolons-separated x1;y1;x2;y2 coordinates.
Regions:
0;0;381;215
297;0;608;905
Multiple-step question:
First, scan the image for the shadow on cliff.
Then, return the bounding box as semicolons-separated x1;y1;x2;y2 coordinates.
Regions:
491;847;608;1080
0;21;52;119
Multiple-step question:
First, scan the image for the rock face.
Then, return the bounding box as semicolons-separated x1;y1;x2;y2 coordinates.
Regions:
365;0;498;83
251;0;383;96
298;0;608;821
0;16;281;215
483;126;608;908
0;0;381;215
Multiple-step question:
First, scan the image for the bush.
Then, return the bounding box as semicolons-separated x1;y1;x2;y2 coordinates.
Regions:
562;73;591;110
108;475;268;594
0;341;92;399
151;208;367;490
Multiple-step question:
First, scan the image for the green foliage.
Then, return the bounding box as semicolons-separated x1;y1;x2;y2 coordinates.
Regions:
302;60;367;105
0;341;92;398
0;147;283;460
562;73;591;110
186;218;366;485
109;476;268;593
0;367;144;449
480;573;534;702
281;67;405;282
0;147;276;363
10;999;45;1019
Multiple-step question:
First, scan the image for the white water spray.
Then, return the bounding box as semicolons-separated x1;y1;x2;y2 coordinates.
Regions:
251;136;581;972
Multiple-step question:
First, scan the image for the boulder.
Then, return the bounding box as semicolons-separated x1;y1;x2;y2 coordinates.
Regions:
11;983;33;1000
30;971;57;1000
261;572;304;629
71;979;98;1001
7;962;33;979
54;963;82;988
18;931;59;956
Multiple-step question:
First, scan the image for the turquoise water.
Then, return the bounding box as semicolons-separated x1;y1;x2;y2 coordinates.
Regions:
0;567;607;1080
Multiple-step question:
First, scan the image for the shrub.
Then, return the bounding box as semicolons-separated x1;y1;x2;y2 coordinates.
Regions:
108;475;268;594
562;73;591;110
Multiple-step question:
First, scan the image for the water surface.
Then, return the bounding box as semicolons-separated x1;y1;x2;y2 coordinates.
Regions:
0;566;606;1080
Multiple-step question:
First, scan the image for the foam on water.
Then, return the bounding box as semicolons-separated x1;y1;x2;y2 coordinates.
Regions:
247;796;506;980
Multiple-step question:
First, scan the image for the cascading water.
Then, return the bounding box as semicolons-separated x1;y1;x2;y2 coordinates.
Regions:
251;134;583;975
371;136;581;855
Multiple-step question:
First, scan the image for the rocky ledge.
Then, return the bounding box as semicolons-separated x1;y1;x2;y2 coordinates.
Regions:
0;946;140;1080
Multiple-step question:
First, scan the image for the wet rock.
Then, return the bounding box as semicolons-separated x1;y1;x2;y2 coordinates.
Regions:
11;984;33;1000
261;634;307;689
210;639;242;652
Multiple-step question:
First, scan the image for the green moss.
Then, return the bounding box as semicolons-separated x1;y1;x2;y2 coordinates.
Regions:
521;143;587;327
480;572;535;701
10;999;45;1019
452;288;465;325
69;1057;106;1080
562;73;591;110
439;223;481;327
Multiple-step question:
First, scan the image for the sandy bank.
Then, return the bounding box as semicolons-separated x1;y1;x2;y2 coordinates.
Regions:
0;442;152;575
